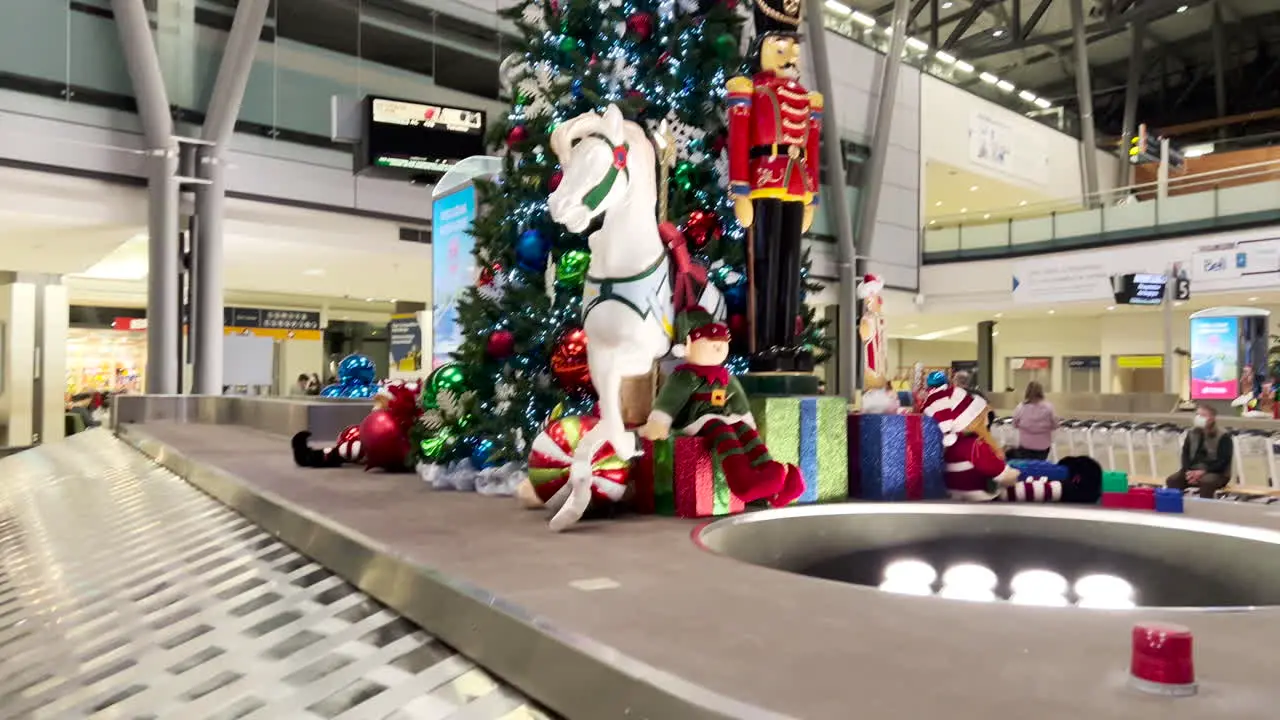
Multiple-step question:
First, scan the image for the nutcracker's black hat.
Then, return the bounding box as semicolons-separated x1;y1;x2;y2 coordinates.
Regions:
753;0;805;39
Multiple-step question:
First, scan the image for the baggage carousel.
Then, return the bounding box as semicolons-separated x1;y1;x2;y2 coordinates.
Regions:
10;398;1280;718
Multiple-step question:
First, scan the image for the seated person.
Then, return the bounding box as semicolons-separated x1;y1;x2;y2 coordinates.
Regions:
1166;404;1232;498
67;392;101;430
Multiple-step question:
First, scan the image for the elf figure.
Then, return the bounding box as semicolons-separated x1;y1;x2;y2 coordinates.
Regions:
640;307;806;507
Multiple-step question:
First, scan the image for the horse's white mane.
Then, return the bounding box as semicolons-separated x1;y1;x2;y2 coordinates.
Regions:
549;106;654;172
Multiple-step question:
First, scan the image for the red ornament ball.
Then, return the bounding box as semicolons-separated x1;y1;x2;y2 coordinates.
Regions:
527;415;630;504
507;125;529;147
682;209;721;247
657;51;672;67
358;409;412;472
549;169;563;192
335;424;363;463
625;12;655;40
478;262;501;287
487;329;516;358
728;313;747;337
551;327;592;392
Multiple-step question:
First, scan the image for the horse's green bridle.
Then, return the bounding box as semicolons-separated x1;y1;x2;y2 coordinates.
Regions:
579;132;630;211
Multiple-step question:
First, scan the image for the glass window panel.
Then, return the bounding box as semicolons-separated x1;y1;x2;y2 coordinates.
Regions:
0;0;69;95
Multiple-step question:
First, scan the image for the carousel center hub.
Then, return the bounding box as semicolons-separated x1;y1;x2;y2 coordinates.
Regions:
696;504;1280;609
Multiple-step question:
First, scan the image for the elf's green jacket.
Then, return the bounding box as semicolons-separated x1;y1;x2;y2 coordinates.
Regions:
652;363;752;432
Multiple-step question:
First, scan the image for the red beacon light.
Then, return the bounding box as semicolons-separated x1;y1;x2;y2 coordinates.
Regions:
1129;622;1197;697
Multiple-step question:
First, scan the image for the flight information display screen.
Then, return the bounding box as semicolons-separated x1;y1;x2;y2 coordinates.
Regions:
360;96;486;175
1112;273;1166;305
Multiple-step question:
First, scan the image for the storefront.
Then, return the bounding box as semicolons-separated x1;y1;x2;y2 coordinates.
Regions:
66;317;147;397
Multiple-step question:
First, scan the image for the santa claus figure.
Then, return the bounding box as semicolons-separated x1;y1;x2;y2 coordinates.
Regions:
858;274;886;382
922;383;1101;503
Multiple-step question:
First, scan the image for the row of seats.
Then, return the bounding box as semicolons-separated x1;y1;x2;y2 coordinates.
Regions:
990;417;1280;496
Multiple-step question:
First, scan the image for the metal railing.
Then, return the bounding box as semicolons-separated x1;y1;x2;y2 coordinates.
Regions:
924;159;1280;260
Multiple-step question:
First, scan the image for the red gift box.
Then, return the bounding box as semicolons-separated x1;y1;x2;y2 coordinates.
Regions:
630;436;746;518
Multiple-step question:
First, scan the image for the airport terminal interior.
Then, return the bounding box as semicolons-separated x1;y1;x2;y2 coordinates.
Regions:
3;0;1280;717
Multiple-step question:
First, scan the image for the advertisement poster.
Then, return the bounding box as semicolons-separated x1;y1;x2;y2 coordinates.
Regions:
1189;316;1240;400
431;183;478;367
389;314;422;372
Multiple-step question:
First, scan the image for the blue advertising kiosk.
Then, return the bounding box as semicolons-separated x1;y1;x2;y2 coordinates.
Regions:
1188;306;1270;405
430;156;501;368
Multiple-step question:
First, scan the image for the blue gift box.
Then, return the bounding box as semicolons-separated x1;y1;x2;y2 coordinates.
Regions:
848;413;948;501
1008;459;1069;482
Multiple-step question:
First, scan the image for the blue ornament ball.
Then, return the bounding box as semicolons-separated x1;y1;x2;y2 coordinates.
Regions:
341;383;378;399
337;353;377;385
515;229;550;273
319;384;345;398
570;78;584;99
469;437;499;470
927;370;949;388
724;284;747;311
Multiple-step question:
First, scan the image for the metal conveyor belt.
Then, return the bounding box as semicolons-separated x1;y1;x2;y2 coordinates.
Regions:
0;430;556;720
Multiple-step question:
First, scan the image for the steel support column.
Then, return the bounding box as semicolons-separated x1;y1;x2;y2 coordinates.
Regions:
805;4;859;398
192;0;271;395
1068;0;1101;205
111;0;180;394
1210;0;1228;133
1117;21;1144;193
855;0;910;276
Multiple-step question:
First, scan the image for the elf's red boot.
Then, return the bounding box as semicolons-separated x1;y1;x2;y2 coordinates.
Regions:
770;464;806;508
723;454;785;503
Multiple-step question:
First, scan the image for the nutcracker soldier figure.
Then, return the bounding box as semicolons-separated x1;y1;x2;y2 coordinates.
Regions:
726;0;823;373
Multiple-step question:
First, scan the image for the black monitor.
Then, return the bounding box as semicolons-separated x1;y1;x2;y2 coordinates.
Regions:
1112;273;1166;305
357;96;487;178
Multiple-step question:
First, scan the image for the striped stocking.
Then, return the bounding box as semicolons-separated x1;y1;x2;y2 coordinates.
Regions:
992;478;1064;502
700;419;773;468
699;419;785;503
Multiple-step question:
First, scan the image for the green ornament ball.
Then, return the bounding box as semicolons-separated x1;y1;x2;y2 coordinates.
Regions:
674;161;696;191
428;362;469;398
418;426;456;461
420;389;438;411
556;249;591;287
559;35;578;53
713;33;738;62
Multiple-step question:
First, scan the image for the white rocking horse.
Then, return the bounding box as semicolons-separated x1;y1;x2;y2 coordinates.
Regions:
541;104;723;531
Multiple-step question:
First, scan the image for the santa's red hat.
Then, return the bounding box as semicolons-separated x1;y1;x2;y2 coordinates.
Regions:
857;274;884;299
920;384;988;447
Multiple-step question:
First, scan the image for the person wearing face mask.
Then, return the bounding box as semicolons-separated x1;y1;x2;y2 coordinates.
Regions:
1166;405;1233;498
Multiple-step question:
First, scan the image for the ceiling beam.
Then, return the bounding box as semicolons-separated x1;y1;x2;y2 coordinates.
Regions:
1019;0;1052;40
956;0;1202;59
943;0;993;49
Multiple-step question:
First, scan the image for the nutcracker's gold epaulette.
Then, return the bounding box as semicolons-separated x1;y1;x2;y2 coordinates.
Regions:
727;76;754;95
810;91;825;109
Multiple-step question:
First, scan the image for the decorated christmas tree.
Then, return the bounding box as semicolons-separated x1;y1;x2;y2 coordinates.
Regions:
424;0;830;472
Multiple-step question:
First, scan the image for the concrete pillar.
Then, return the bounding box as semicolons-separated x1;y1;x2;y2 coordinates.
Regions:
1068;0;1100;205
0;273;68;447
1117;22;1144;194
977;320;996;393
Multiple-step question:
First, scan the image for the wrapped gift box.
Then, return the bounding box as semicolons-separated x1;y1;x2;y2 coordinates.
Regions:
749;395;849;505
848;413;947;501
630;436;745;518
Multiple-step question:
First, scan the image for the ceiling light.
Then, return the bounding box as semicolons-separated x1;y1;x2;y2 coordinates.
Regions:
1018;200;1028;206
980;72;999;84
992;331;999;337
905;323;918;329
851;10;876;26
1249;297;1260;302
955;60;975;72
1183;142;1215;158
302;268;325;276
942;1;954;8
960;207;968;213
969;185;979;191
983;213;991;219
1048;309;1056;314
994;313;1004;318
825;0;853;15
1034;97;1052;109
929;220;937;225
935;200;943;206
992;29;1005;38
1174;301;1185;307
1176;4;1188;12
1018;90;1037;102
365;298;375;302
906;37;930;52
935;50;957;64
1107;305;1116;311
996;80;1015;92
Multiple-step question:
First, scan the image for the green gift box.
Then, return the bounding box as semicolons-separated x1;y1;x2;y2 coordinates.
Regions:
749;395;849;505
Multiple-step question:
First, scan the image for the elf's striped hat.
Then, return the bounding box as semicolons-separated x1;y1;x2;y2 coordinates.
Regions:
921;384;988;447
